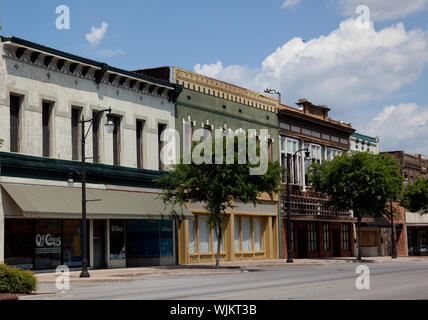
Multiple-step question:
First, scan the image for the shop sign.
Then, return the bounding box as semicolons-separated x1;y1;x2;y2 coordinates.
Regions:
35;233;62;254
111;225;124;232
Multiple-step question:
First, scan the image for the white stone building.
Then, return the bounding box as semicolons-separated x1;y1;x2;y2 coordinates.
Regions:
0;36;191;270
349;133;380;154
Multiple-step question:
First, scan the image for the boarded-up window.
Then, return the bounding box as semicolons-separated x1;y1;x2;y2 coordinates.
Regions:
362;231;377;247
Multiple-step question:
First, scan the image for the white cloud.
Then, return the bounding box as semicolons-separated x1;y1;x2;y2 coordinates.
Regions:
337;0;427;21
194;18;428;108
281;0;301;9
364;103;428;154
194;61;224;77
96;48;125;58
86;22;109;46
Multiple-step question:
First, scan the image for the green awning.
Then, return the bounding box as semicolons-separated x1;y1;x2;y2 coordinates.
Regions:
1;183;193;220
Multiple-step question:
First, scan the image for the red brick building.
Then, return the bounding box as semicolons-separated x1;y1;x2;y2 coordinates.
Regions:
279;99;356;258
381;150;428;257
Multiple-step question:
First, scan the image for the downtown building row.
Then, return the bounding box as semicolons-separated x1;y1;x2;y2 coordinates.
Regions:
1;36;424;271
0;36;282;270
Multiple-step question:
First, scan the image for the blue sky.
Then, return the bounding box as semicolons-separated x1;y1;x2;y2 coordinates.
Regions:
1;0;428;154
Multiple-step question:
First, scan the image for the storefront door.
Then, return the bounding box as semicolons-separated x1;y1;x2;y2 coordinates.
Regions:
93;220;106;269
332;229;341;256
297;228;308;258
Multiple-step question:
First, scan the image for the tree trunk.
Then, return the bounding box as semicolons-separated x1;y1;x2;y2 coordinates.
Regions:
357;214;362;261
215;224;223;269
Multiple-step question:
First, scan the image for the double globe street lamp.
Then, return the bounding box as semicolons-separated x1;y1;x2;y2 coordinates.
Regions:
285;148;311;263
67;108;114;278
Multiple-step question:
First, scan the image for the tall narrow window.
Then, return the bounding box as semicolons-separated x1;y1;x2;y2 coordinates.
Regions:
212;223;224;252
234;216;241;251
203;124;212;140
183;121;192;155
341;224;350;251
253;217;263;251
92;111;100;163
188;219;196;253
323;223;331;251
308;222;318;252
136;120;145;169
198;215;210;253
42;101;54;157
112;115;121;166
71;107;82;160
158;123;167;171
10;94;22;153
241;217;251;251
268;139;273;162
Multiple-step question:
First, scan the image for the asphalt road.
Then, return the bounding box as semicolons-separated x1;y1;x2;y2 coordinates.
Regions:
26;260;428;300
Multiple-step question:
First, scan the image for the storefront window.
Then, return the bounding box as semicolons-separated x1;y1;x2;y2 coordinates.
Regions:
253;218;262;251
63;220;82;267
198;215;210;252
212;223;224;252
160;220;173;257
110;220;125;260
35;220;62;270
323;223;331;251
234;217;240;251
342;224;350;251
308;222;318;252
188;218;196;253
5;219;34;270
242;217;251;251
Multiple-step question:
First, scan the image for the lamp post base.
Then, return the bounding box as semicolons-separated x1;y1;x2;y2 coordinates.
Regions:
79;270;91;278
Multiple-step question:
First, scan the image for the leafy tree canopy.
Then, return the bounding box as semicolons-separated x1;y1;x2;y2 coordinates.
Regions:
309;152;403;217
401;178;428;213
157;134;282;267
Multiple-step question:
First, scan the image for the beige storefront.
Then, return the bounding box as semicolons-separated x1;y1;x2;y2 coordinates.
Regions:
177;194;279;264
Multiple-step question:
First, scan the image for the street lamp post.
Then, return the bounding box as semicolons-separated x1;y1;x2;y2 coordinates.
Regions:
264;88;282;104
285;148;310;263
390;199;397;259
69;108;114;278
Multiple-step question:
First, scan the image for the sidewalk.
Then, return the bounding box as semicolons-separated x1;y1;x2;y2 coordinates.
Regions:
34;256;428;285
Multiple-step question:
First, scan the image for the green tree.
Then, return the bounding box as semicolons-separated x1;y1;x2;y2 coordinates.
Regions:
309;152;403;260
157;134;282;268
401;178;428;213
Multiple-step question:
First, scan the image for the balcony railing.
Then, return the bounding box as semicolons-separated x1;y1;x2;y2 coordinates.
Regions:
280;187;351;217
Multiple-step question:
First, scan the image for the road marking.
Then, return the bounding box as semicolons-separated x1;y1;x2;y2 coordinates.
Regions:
209;268;428;300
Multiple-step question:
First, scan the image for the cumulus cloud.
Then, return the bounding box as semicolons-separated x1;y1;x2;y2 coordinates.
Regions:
364;103;428;154
281;0;301;9
194;18;428;107
86;22;109;46
337;0;427;21
96;48;126;58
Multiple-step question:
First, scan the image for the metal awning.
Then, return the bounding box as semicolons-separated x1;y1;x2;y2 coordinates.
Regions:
361;215;391;228
1;183;193;220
